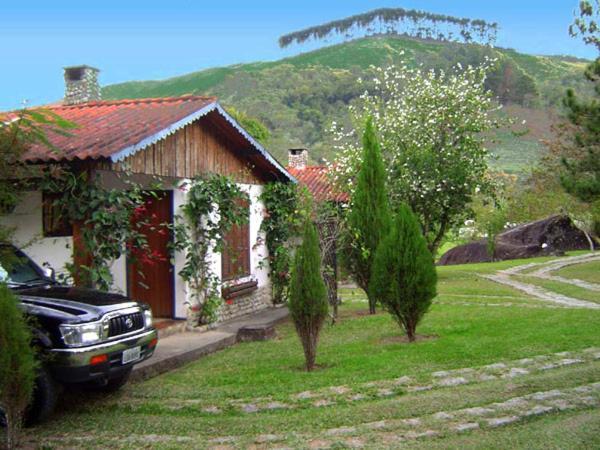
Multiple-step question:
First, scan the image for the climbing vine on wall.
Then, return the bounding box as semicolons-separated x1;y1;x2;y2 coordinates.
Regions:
260;182;301;304
41;167;159;292
279;7;498;49
172;173;248;325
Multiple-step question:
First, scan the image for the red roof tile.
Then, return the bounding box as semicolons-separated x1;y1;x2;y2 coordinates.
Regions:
20;95;217;162
287;165;349;203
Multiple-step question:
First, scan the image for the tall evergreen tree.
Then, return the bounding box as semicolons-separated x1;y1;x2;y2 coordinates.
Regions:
370;204;437;342
289;219;329;371
343;116;391;314
560;1;600;235
0;284;37;449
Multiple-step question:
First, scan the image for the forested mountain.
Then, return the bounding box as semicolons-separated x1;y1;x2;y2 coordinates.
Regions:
103;35;590;173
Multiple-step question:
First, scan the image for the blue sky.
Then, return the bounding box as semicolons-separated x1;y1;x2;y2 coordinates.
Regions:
1;0;596;110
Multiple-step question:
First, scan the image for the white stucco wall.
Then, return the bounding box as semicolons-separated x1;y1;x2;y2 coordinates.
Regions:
172;182;270;319
1;191;73;276
4;185;271;320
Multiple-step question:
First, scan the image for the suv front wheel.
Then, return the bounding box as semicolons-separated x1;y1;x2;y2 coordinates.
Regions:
25;366;60;426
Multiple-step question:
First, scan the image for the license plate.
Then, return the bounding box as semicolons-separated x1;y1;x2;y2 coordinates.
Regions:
122;346;141;364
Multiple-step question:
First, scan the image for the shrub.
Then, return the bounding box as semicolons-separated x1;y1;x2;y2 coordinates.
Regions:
0;284;36;449
343;116;390;314
370;204;437;341
289;219;329;371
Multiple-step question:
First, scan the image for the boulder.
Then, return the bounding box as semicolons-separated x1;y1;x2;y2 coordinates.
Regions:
438;215;594;265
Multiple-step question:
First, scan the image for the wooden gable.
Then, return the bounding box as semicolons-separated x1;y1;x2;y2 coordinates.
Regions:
111;110;278;184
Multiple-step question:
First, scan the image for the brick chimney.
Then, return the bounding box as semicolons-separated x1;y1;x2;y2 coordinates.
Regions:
63;65;101;105
288;148;308;170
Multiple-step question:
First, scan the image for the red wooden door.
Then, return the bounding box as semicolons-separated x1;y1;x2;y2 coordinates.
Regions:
128;191;174;318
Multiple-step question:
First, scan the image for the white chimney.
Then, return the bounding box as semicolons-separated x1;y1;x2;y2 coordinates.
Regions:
63;65;101;105
288;148;308;170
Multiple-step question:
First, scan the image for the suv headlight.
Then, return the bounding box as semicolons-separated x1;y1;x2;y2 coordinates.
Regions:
59;323;104;347
143;309;153;328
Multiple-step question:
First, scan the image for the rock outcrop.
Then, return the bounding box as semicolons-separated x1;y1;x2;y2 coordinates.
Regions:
438;215;595;265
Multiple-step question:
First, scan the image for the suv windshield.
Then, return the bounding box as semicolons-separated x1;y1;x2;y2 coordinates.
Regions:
0;246;50;287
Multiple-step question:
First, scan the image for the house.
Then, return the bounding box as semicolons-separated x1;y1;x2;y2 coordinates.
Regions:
2;65;294;323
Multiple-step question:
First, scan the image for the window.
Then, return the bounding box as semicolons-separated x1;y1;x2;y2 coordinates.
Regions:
221;201;250;281
42;192;72;237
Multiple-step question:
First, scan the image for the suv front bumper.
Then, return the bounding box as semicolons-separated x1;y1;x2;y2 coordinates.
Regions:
50;328;158;384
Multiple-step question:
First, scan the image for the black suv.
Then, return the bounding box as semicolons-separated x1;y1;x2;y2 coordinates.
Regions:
1;246;158;423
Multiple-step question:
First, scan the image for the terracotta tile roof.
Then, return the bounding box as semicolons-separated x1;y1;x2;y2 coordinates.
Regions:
19;95;217;163
287;165;349;203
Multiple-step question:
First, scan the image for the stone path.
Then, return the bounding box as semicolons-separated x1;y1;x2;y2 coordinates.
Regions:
121;347;600;416
40;381;600;449
482;253;600;309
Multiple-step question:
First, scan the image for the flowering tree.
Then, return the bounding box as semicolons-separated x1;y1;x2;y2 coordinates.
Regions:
330;57;500;253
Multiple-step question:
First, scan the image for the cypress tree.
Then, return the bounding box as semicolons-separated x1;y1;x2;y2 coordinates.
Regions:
289;219;329;371
344;116;391;314
370;204;437;342
0;284;37;449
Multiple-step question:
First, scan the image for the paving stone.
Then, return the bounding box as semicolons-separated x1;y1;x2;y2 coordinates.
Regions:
486;416;520;427
242;404;260;413
394;376;412;385
377;388;395;397
401;418;422;427
558;358;583;366
432;370;451;378
363;420;387;430
523;405;554;417
437;376;468;387
295;391;316;400
408;385;433;392
478;373;497;381
329;386;351;395
433;411;454;420
454;368;476;375
209;436;237;444
483;362;507;370
530;390;563;401
573;386;593;393
344;437;366;448
264;401;289;410
313;399;335;407
454;422;480;432
326;426;357;436
308;439;331;449
349;394;366;401
406;430;438;439
203;406;222;414
493;397;528;410
255;434;283;444
540;363;559;370
516;358;535;365
462;407;495;417
502;367;530;378
547;399;574;411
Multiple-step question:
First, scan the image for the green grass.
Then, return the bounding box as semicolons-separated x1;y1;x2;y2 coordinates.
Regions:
19;253;600;449
555;260;600;284
514;275;600;304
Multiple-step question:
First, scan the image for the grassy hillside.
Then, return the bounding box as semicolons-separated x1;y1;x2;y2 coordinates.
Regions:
103;36;590;173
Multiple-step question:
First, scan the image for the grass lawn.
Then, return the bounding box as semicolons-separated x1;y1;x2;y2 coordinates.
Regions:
555;259;600;284
513;275;600;304
21;254;600;449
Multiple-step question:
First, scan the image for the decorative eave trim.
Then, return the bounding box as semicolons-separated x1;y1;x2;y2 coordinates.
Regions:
109;101;296;183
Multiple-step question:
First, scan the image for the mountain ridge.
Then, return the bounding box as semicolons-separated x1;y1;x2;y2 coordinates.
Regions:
103;35;591;173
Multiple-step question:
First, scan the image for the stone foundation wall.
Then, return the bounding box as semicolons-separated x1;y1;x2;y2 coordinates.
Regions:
217;286;273;323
